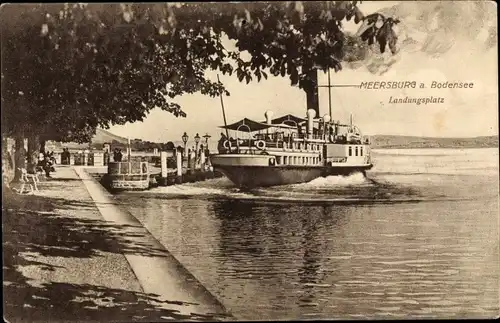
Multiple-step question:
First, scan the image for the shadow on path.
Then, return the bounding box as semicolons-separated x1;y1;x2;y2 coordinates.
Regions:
3;277;221;322
2;185;229;322
3;194;170;259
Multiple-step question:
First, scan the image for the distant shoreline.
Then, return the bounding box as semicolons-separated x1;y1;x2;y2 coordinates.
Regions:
31;130;498;151
373;146;498;149
370;135;498;149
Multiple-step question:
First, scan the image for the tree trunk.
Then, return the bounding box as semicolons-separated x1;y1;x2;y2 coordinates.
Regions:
1;136;7;152
11;134;25;183
304;69;319;117
39;138;46;154
27;134;40;168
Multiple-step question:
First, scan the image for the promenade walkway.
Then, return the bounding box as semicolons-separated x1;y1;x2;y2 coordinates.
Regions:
3;166;231;322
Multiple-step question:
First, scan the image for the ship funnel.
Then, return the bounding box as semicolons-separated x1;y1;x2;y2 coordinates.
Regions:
265;110;274;125
307;109;316;139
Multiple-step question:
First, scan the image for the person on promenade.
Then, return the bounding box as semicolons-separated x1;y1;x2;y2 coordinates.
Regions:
64;148;71;164
61;148;66;164
49;151;56;165
42;152;54;178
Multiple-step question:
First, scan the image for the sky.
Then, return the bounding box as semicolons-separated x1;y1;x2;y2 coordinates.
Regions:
108;1;498;142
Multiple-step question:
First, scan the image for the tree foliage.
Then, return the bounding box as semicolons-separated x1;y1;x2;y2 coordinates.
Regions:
166;2;399;89
1;2;399;144
1;3;230;143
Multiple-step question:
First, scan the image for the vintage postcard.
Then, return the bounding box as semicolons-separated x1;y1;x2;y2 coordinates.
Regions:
2;1;498;321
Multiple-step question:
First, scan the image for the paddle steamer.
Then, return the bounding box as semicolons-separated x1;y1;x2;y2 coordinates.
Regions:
210;109;373;188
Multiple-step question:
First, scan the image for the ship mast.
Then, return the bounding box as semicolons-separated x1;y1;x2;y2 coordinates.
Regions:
327;69;332;118
217;74;230;139
318;72;360;124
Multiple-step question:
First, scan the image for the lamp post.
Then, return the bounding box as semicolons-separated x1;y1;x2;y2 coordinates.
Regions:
182;132;189;150
181;132;189;160
194;133;200;160
203;133;211;145
203;133;211;157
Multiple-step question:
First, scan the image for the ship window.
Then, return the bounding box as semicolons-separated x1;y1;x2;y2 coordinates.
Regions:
360;147;363;156
348;146;352;156
355;146;358;156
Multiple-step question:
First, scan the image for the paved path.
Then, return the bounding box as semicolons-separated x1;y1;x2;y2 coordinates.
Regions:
3;166;231;322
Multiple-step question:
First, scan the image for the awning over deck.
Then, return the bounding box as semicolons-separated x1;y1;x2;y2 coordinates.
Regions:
220;118;270;132
220;118;294;132
268;114;306;126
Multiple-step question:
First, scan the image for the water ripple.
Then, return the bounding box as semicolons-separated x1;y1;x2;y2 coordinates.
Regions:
117;149;499;320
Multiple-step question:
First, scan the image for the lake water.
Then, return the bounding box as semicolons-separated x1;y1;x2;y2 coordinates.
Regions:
114;148;499;320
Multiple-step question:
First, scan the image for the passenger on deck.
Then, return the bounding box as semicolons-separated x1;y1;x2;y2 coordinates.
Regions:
217;133;227;153
113;148;123;162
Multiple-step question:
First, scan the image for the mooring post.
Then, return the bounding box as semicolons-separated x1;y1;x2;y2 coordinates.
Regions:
160;151;168;182
200;150;206;172
176;148;183;184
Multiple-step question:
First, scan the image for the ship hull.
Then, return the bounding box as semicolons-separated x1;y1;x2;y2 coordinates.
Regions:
213;164;373;188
